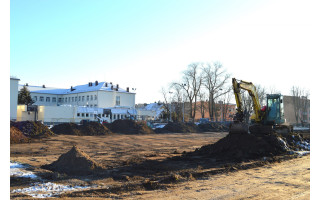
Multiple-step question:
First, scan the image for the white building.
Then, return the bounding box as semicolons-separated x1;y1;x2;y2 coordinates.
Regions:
136;103;164;121
10;77;20;121
17;81;136;124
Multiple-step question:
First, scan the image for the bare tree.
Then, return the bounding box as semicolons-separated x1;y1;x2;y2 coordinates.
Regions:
173;62;203;121
241;84;266;123
268;86;281;94
221;88;232;121
202;62;230;121
160;87;171;121
170;83;184;121
197;91;207;118
291;86;310;125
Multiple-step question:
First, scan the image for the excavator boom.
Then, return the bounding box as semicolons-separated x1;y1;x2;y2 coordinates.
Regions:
230;78;264;134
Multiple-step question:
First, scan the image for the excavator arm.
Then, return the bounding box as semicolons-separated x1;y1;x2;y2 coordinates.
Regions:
232;78;263;123
230;78;264;134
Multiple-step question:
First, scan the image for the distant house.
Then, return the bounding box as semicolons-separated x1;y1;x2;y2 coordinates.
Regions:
136;103;164;121
10;77;20;121
16;81;136;124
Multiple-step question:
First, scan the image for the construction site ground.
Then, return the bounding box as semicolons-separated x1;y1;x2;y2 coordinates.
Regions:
10;132;310;199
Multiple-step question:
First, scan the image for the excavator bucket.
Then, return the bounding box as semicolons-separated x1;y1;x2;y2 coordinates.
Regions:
229;122;248;135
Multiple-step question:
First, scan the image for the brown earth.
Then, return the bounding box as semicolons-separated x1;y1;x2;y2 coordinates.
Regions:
51;122;113;136
10;132;310;199
11;120;54;138
155;122;200;133
10;126;30;144
42;145;105;176
106;119;154;134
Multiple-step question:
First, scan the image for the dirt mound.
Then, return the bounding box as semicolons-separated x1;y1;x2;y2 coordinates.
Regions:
10;126;30;144
107;120;154;134
155;122;200;133
192;132;289;161
10;121;54;138
42;145;105;176
51;122;112;135
198;123;229;132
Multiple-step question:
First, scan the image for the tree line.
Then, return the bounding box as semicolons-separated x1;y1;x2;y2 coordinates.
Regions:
160;61;310;125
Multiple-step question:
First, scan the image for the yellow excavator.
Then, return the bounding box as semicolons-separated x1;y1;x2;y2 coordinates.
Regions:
230;78;292;135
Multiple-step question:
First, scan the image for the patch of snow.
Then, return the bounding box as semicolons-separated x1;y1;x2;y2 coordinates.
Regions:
295;141;310;151
10;161;38;179
10;168;38;179
10;162;25;169
11;182;96;198
277;137;290;151
294;151;310;156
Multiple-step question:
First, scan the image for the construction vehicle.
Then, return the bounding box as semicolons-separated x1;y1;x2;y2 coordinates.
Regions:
230;78;292;135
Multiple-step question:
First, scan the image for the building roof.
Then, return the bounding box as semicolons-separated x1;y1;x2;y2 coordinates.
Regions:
10;76;20;81
18;81;135;95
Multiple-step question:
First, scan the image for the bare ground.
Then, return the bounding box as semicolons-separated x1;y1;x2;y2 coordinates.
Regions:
10;132;310;199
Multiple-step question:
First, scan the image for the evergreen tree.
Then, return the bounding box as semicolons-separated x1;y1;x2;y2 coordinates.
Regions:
18;86;34;105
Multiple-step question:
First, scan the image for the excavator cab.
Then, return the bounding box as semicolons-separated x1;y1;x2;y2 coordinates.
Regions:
265;94;285;125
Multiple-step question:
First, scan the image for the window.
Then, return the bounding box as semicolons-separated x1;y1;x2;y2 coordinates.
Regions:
86;113;89;117
75;97;77;102
94;95;97;100
94;104;97;107
81;113;85;117
52;97;56;102
90;95;93;101
46;97;50;102
40;96;44;102
82;96;84;101
77;113;80;117
33;96;38;101
58;98;62;103
65;97;67;102
72;97;74;102
87;95;89;101
116;96;120;106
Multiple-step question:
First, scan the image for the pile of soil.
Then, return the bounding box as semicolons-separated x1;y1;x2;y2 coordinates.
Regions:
51;122;112;136
10;126;30;144
10;121;54;138
106;120;154;134
155;122;200;133
192;131;291;161
42;145;105;176
197;123;229;132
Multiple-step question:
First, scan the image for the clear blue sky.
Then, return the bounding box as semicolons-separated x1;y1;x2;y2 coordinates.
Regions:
10;0;318;103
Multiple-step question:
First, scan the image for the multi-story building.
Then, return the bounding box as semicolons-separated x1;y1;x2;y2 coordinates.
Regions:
17;81;136;124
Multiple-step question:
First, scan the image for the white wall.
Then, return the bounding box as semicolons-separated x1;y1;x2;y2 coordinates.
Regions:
41;106;78;123
116;92;135;108
10;78;19;120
